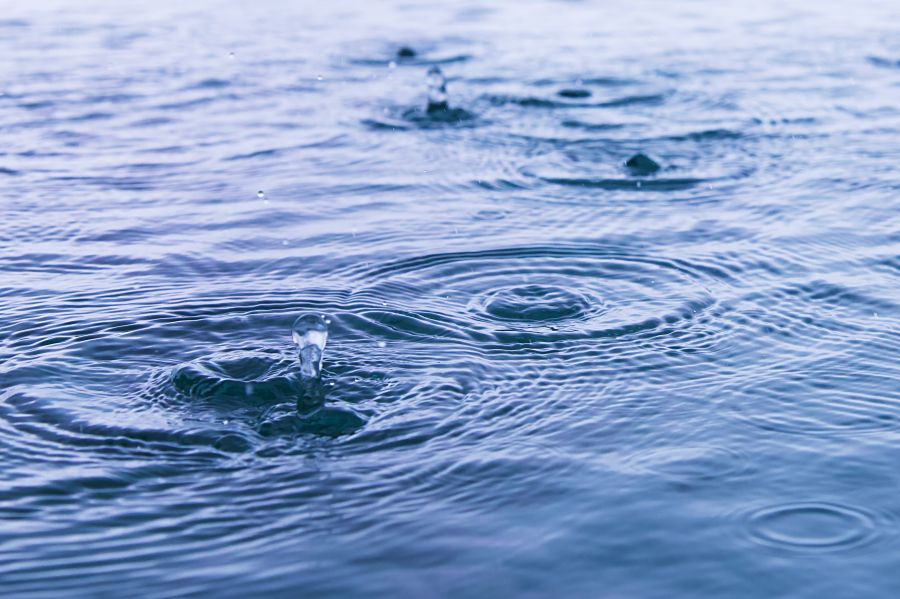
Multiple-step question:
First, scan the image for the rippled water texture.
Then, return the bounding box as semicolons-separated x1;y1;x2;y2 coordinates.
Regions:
1;0;899;596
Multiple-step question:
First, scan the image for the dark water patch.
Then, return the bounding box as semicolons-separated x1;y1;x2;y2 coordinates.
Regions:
130;116;176;127
486;93;663;109
368;105;478;129
349;48;472;68
557;88;591;99
625;152;661;175
361;117;411;131
658;128;744;142
355;54;472;67
48;175;156;191
560;120;626;131
541;176;705;191
225;136;348;161
867;56;900;69
84;93;139;104
597;93;667;107
67;111;113;122
186;78;231;90
534;76;638;87
19;99;55;110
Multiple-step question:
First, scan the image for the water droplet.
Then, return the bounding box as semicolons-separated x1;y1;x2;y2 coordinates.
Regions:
316;75;323;81
388;61;397;69
292;314;329;379
377;341;386;348
257;190;265;199
282;240;288;246
228;51;235;60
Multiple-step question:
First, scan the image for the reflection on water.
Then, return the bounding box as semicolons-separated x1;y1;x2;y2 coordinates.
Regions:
1;0;899;596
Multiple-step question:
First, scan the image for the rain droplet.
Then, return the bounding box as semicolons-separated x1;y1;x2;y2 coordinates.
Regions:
316;75;323;81
377;341;386;348
228;51;235;60
292;314;329;379
388;61;397;69
257;190;265;199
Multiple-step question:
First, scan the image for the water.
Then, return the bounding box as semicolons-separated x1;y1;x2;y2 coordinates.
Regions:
1;0;899;596
291;313;329;379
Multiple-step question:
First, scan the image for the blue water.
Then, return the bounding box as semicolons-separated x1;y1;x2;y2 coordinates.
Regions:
2;0;900;596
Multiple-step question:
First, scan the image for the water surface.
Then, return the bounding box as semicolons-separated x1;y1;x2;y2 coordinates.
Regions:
1;0;900;596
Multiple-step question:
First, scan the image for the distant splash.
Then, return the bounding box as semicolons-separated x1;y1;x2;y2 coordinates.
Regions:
363;64;476;129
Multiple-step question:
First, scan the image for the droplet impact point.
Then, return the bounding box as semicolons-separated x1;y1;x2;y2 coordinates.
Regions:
426;66;449;113
292;314;329;379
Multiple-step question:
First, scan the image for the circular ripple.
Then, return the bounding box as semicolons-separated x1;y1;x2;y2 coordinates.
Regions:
350;244;719;343
621;445;747;481
474;284;598;323
742;502;889;553
170;349;303;405
724;369;900;436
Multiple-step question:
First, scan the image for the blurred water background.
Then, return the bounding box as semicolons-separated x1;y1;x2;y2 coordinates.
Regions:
1;0;899;596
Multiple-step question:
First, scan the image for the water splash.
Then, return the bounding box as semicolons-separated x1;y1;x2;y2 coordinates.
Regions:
426;66;449;113
292;313;330;379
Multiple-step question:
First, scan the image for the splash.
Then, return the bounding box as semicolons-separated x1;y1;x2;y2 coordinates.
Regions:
292;313;329;379
426;66;449;113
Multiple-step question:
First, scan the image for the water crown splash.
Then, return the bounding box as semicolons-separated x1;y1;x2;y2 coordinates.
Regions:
426;66;449;113
292;314;329;379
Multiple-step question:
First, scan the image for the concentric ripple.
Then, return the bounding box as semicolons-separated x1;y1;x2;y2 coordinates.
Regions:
350;244;719;343
741;502;892;553
618;445;748;482
474;283;598;323
170;348;303;405
723;368;900;436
